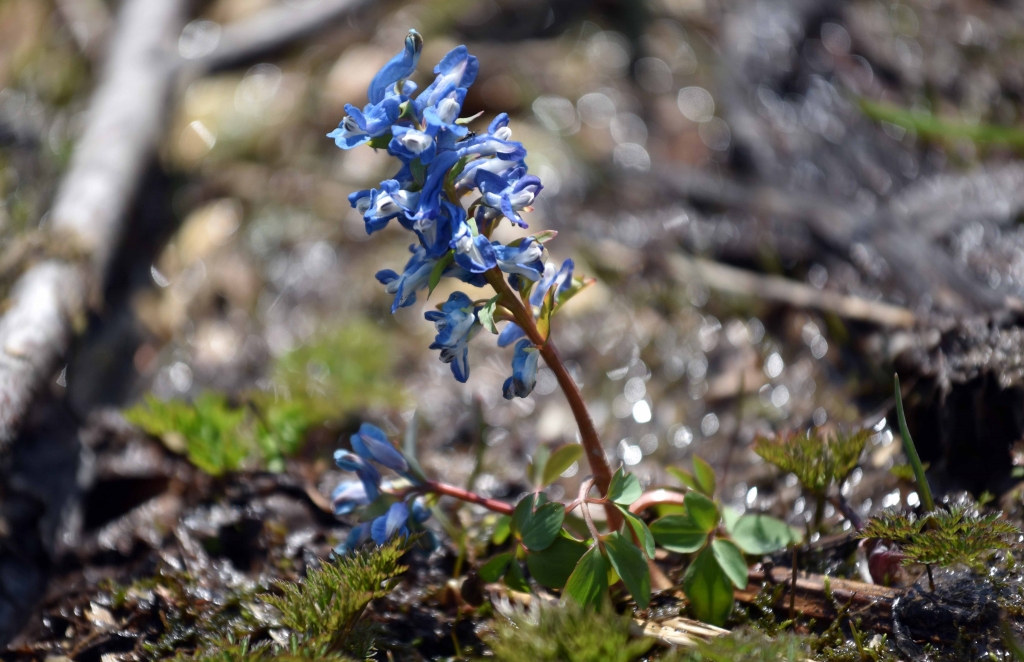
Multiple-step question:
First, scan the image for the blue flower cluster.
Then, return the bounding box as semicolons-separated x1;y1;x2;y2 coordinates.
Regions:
332;423;429;554
329;30;549;399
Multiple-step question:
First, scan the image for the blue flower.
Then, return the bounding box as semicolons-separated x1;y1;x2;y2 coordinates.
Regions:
413;197;459;258
361;180;419;233
425;292;480;382
452;225;497;273
389;116;440;164
411;497;431;524
334;449;381;502
351;423;409;473
411;151;461;222
331;480;371;516
413;46;478;116
497;258;575;347
368;29;423;104
503;339;540;399
494;237;545;288
375;244;437;313
328;97;402;149
371;502;411;544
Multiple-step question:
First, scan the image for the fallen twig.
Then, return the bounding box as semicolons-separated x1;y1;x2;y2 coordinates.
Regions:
0;0;187;446
665;253;917;328
185;0;377;75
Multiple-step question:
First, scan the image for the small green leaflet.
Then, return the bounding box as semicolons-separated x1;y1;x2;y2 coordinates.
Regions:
683;546;734;626
692;456;716;497
504;558;530;593
555;277;595;308
650;514;708;554
541;444;583;487
492;515;512;545
519;502;564;552
667;467;699;491
479;552;513;583
511;494;536;536
529;445;551;486
711;539;748;589
684;492;720;533
604;532;651;609
563;546;610;609
367;132;392;149
535;282;557;340
427;251;455;296
607;468;642;505
729;513;801;555
616;505;656;558
478;295;502;334
526;533;587;589
454;110;485;125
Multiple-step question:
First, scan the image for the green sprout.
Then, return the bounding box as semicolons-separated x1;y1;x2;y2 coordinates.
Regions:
753;428;868;530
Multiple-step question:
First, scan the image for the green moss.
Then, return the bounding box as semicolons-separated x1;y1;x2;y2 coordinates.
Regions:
858;504;1020;572
270;320;405;421
486;599;653;662
672;628;811;662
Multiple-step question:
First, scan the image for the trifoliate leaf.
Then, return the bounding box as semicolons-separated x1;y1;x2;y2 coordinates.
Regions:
563;546;610;609
519;502;565;552
683;546;734;626
711;539;748;589
526;533;587;589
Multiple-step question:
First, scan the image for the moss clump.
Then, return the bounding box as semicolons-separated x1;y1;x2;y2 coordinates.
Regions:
486;599;653;662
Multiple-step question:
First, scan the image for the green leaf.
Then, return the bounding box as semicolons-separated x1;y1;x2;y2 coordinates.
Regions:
692;456;716;497
427;251;454;296
667;467;699;491
617;505;655;558
894;374;935;512
529;445;551;486
608;468;643;505
511;494;536;537
563;546;610;609
730;514;800;555
555;276;595;308
711;539;748;589
650;514;709;554
721;506;742;534
685;492;720;533
520;502;565;552
542;444;583;487
480;552;513;583
454;110;485;125
526;533;587;589
504;558;530;593
683;546;734;626
604;532;651;609
478;295;501;334
492;515;512;545
535;282;557;340
367;132;392;149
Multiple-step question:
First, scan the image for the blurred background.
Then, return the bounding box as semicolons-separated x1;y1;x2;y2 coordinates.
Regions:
4;0;1024;656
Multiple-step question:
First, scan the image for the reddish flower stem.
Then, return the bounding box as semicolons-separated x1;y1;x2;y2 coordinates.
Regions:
484;268;622;530
421;479;514;515
628;488;686;514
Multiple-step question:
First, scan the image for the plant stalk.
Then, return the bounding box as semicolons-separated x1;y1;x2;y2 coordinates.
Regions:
421;479;514;516
484;268;621;530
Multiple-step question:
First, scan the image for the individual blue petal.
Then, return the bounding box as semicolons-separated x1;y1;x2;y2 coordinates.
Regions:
497;321;527;348
498;175;543;228
376;244;436;313
351;423;409;473
529;258;575;307
453;232;497;274
328;115;371;149
337;522;373;555
456;133;527;161
331;480;371;516
333;449;381;502
411;497;431;524
348;189;372;215
371;502;410;544
488;112;510;135
503;339;540;400
412;151;461;221
368;30;423;105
